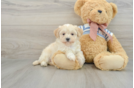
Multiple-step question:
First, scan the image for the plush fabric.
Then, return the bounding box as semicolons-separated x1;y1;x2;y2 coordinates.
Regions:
51;51;82;70
74;0;128;70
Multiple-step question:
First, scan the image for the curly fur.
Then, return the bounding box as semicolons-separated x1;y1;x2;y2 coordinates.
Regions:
74;0;128;70
33;24;85;68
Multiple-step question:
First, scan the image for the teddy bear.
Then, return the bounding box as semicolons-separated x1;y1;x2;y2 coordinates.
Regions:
74;0;128;70
51;0;128;70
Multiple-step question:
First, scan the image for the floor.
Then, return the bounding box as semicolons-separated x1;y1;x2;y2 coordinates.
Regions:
1;58;133;88
1;0;133;88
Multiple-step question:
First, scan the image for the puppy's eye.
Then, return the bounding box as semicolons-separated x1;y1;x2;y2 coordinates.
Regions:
63;33;65;35
71;33;74;35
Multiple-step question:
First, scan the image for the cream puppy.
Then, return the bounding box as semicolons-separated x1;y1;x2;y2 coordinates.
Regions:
33;24;85;67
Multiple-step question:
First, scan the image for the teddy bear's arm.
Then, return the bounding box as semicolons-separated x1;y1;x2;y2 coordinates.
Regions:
107;34;128;62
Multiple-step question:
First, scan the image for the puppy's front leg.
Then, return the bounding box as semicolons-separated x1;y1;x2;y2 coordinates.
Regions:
76;51;85;66
66;50;76;61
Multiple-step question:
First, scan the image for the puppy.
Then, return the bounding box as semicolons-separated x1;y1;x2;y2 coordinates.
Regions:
33;24;85;67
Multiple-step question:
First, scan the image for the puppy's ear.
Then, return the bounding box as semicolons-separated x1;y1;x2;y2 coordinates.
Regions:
54;28;60;38
76;27;83;37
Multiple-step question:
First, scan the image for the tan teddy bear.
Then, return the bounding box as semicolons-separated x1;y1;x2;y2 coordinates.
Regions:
74;0;128;70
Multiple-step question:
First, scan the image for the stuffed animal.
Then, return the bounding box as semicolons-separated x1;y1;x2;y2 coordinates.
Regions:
74;0;128;70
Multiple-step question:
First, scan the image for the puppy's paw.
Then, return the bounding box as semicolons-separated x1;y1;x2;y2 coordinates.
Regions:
67;53;76;61
41;61;47;67
33;60;39;66
77;55;85;66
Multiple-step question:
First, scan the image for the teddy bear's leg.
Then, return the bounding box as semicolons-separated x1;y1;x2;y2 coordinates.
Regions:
51;51;81;70
94;35;128;71
94;52;127;70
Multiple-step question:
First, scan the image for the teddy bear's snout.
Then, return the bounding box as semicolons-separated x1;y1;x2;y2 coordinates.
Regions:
88;8;108;24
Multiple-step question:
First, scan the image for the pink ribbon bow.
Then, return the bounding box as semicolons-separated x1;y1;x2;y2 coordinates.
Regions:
87;19;112;42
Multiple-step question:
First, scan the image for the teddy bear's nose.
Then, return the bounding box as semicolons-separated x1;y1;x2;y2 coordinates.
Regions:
98;10;102;13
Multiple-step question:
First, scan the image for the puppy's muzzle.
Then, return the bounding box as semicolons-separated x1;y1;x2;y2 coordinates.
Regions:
66;38;70;42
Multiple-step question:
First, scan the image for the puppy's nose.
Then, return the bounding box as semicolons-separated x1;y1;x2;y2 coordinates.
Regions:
66;38;70;42
98;10;102;13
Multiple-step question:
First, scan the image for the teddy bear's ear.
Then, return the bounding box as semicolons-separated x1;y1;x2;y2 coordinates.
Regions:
110;3;118;18
74;0;86;16
54;28;61;38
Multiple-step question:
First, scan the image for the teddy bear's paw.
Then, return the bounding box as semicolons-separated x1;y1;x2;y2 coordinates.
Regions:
40;61;48;67
67;53;76;61
95;55;124;70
